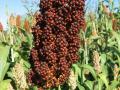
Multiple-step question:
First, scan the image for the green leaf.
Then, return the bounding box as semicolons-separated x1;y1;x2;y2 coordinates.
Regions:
1;63;10;81
84;80;94;90
0;45;10;62
23;60;31;68
101;65;108;78
33;86;38;90
0;45;10;81
30;86;38;90
98;73;109;89
79;64;97;79
100;54;106;65
112;31;120;52
109;46;120;56
7;71;13;78
109;80;119;90
77;82;85;90
72;64;81;80
98;78;104;90
0;79;11;90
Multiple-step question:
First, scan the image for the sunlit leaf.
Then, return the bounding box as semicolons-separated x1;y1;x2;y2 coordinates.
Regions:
79;64;97;79
84;80;94;90
109;80;119;90
98;73;109;89
0;79;11;90
0;45;10;81
77;82;85;90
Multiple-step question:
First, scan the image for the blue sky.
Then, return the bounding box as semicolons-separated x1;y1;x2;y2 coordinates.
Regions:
0;0;27;28
0;0;39;28
0;0;119;29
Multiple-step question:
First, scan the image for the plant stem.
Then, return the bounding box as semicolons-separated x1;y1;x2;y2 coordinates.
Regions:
10;27;14;62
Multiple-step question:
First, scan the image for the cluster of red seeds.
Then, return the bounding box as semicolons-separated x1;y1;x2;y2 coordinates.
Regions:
28;0;85;89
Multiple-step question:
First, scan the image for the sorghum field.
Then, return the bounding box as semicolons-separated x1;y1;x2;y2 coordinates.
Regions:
0;0;120;90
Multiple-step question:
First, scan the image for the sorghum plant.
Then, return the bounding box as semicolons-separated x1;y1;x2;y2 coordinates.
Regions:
0;22;3;32
28;0;85;89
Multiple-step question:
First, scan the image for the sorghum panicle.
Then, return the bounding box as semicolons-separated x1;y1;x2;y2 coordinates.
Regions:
28;0;85;89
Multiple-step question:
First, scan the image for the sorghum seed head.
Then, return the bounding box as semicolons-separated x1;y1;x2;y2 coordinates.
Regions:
28;0;85;89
